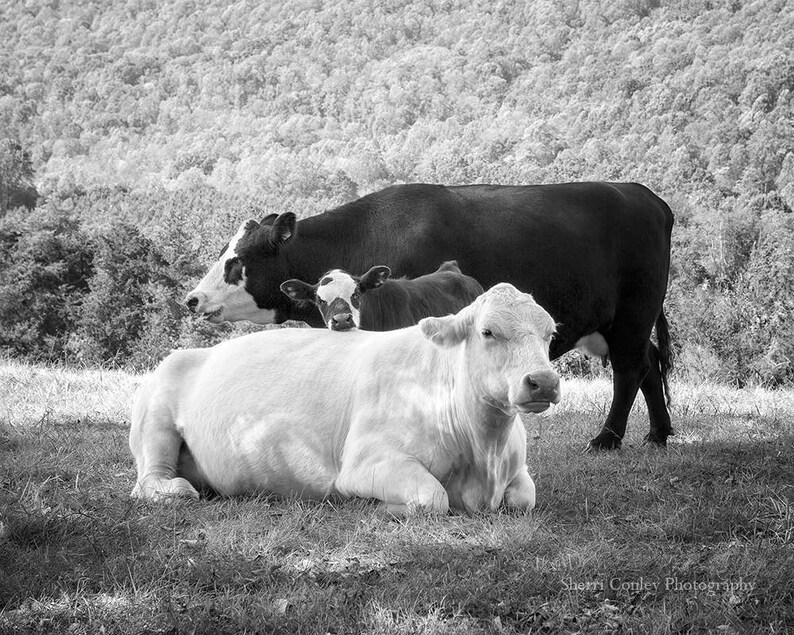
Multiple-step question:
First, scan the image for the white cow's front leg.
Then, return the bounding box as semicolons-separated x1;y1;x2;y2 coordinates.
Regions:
129;394;200;501
335;454;450;515
131;433;200;500
132;475;199;501
503;468;536;511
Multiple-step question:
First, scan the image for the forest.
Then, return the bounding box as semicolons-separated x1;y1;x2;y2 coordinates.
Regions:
0;0;792;386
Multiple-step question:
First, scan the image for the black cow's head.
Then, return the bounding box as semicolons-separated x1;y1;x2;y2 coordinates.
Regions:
185;213;296;324
279;266;391;331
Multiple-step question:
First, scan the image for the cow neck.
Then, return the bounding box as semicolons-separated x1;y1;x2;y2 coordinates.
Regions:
438;344;517;458
360;286;404;331
283;207;381;282
430;345;518;513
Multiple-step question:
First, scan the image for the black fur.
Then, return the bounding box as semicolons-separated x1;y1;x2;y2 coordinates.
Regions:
217;182;674;447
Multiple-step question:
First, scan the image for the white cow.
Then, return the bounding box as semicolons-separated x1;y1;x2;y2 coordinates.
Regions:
130;283;561;514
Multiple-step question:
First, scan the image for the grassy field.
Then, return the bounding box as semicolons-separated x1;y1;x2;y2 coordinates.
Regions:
1;358;792;634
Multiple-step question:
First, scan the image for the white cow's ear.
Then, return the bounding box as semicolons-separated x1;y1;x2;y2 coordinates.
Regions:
420;315;466;347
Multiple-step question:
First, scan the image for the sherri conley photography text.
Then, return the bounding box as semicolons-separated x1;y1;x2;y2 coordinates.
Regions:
562;577;755;594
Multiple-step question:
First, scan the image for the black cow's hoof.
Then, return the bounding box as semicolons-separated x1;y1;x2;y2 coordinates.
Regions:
584;436;622;452
642;433;668;448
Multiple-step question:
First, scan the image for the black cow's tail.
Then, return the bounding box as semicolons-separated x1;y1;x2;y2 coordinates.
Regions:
656;308;673;406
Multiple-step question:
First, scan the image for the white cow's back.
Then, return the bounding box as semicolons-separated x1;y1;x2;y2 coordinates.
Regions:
158;326;439;497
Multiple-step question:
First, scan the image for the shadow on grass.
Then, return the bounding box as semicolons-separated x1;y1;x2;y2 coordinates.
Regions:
1;410;792;633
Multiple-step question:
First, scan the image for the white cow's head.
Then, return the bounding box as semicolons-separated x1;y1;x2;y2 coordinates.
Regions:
279;266;390;331
185;214;296;324
420;283;561;414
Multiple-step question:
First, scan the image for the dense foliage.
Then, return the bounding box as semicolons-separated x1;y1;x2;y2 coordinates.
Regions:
0;0;792;383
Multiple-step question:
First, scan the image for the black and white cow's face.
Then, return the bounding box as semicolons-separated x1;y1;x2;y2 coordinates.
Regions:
185;213;296;324
280;266;391;331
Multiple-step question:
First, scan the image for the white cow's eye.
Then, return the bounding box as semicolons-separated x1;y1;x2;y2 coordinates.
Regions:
481;329;494;338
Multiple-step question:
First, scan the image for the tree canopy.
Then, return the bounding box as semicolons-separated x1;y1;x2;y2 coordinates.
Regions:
0;0;792;383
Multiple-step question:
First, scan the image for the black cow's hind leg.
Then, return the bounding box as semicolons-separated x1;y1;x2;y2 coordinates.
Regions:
587;348;650;451
640;343;673;446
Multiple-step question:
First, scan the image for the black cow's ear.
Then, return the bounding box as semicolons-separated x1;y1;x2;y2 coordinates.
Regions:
359;265;391;292
270;212;296;245
280;279;316;306
260;213;279;226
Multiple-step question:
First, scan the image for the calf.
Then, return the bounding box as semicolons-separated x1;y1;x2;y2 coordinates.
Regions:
279;260;484;331
130;284;560;514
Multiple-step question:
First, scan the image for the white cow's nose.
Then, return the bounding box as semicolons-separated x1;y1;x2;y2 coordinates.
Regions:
523;370;561;404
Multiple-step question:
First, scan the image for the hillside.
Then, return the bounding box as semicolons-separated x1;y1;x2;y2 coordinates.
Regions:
0;0;792;384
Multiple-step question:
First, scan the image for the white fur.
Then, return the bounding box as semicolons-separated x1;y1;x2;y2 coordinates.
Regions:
185;220;274;324
316;270;361;326
130;284;560;514
576;332;609;363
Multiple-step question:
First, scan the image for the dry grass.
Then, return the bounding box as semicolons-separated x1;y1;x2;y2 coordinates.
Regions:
0;359;140;429
1;358;793;634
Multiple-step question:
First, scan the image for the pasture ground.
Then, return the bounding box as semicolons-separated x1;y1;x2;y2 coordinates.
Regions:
1;359;792;634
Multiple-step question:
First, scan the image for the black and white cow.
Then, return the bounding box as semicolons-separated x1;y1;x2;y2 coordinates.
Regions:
185;182;674;451
132;284;561;514
279;260;484;331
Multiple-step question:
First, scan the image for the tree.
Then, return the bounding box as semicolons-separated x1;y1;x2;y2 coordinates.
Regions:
0;204;92;360
0;139;37;213
73;221;179;366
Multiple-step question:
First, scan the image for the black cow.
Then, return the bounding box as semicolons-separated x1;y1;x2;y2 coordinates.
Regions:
279;261;484;331
185;182;674;450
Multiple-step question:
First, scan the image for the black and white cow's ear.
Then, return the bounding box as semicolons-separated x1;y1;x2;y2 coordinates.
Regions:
420;314;467;348
358;266;391;292
270;212;296;245
280;279;316;306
